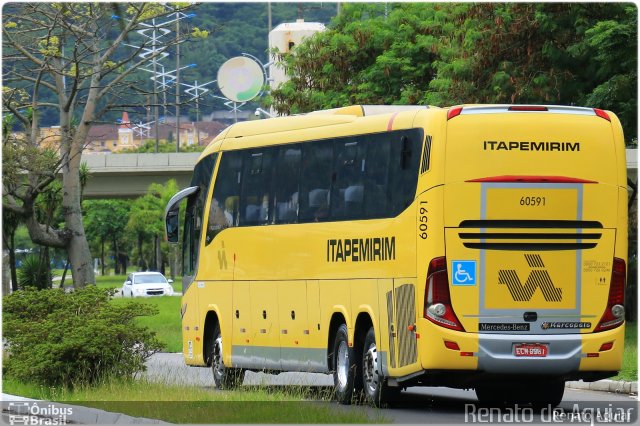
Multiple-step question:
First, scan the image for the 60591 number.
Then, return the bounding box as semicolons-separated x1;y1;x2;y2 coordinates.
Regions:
520;196;546;206
418;201;428;239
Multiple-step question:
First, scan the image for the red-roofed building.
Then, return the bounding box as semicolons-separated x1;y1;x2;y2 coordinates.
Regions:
39;112;227;153
117;112;135;150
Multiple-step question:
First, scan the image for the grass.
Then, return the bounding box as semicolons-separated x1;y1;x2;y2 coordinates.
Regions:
612;323;637;381
112;296;182;352
93;274;184;352
3;378;385;423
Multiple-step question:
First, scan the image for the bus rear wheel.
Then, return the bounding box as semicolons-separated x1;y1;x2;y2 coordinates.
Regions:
362;327;400;407
332;324;357;404
211;324;245;390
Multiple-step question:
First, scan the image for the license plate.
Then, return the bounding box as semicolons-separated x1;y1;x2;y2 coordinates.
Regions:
514;343;548;357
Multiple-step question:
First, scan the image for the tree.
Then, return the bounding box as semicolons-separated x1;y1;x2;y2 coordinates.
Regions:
427;3;637;143
2;3;197;288
119;140;205;153
269;3;637;143
269;3;439;114
127;180;180;275
2;208;21;292
83;199;130;276
423;3;637;133
581;5;637;143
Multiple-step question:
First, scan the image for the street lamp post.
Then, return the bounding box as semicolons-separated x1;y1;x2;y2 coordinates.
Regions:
182;79;216;145
176;15;181;152
120;8;194;153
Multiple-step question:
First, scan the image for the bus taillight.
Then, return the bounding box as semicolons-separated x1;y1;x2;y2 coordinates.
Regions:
447;106;463;120
594;258;626;332
424;257;465;332
594;108;611;121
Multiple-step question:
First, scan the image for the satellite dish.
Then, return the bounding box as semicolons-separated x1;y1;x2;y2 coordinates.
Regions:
217;56;265;103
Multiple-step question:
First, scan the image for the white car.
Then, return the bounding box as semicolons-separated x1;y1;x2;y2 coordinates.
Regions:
122;272;174;297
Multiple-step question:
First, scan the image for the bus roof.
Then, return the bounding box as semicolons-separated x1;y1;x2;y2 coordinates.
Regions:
199;105;438;159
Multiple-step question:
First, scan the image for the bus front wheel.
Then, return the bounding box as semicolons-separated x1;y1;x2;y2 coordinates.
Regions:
211;323;245;390
362;327;400;407
332;324;357;404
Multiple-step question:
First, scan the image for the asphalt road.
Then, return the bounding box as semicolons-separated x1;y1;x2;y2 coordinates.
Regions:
144;353;638;424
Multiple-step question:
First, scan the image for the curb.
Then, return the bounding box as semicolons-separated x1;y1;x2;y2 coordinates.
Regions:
2;393;171;424
565;380;638;395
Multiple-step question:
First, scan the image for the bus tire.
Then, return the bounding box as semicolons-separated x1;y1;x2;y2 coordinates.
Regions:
211;323;245;390
362;327;400;407
332;324;356;404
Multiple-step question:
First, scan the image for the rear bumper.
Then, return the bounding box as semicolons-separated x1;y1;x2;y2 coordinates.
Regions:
477;326;624;375
478;333;581;375
418;321;624;381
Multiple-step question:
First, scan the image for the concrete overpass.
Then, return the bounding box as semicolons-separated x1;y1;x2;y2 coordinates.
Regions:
81;149;638;199
82;152;201;198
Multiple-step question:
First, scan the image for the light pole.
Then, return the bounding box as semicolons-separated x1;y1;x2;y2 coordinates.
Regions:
176;14;181;152
120;9;194;152
142;63;197;120
182;79;216;145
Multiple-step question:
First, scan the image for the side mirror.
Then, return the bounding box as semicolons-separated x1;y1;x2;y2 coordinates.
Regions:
168;279;174;284
125;280;132;286
165;186;199;244
166;209;180;244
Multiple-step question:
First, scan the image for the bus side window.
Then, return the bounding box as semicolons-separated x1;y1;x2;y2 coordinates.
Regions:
299;141;333;223
332;139;367;220
364;135;391;218
206;151;242;245
389;130;422;215
274;146;302;224
240;148;275;226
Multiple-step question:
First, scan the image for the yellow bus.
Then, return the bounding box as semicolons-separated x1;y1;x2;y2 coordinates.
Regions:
165;104;628;407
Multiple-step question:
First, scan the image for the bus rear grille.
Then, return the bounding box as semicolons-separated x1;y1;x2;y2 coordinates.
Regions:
458;220;602;251
459;232;601;240
458;220;603;229
462;242;597;251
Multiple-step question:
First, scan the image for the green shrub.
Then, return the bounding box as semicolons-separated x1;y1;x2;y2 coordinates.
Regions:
3;286;164;387
17;254;51;289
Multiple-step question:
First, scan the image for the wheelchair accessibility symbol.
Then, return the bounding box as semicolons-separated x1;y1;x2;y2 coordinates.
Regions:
452;261;476;286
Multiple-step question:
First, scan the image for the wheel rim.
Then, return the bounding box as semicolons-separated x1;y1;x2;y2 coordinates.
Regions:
363;342;379;394
336;340;349;389
212;335;224;380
